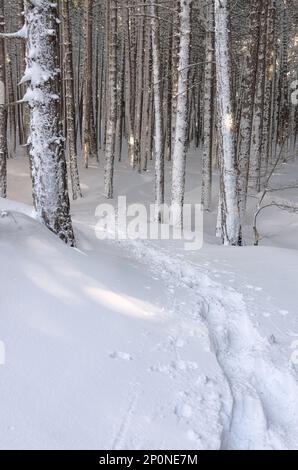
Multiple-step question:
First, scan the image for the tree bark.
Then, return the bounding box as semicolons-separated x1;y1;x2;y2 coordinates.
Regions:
82;0;97;168
214;0;240;245
201;1;214;212
237;0;261;227
62;0;82;200
171;0;192;227
104;0;117;199
150;0;164;221
0;0;7;198
23;0;75;245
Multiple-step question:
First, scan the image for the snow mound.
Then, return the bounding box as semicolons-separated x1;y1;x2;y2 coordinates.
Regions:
0;204;226;449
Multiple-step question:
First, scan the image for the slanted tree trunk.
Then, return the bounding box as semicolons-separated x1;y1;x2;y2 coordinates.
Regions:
23;0;74;245
104;0;117;199
0;0;7;198
171;0;192;227
62;0;82;200
214;0;240;245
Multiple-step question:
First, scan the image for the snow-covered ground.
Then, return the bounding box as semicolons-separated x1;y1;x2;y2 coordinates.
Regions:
0;149;298;450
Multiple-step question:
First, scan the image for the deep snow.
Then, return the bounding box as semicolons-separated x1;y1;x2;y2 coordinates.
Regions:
0;148;298;450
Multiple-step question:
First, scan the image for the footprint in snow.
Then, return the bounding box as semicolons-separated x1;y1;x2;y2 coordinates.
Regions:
279;309;289;316
109;351;133;361
246;284;263;292
173;360;198;371
174;403;193;419
262;312;271;318
149;360;198;375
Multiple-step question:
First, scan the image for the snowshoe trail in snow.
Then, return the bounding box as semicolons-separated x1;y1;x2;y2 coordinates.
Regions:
112;384;140;450
116;238;298;450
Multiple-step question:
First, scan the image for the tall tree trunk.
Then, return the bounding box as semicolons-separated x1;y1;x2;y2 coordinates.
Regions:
124;5;135;166
171;0;192;227
17;0;29;147
171;0;180;158
6;51;16;158
140;12;150;172
62;0;82;200
237;0;261;228
201;2;214;211
214;0;240;245
0;0;7;198
250;0;268;191
82;0;97;168
260;0;276;182
133;10;144;170
115;36;124;162
150;0;164;221
277;2;290;155
104;0;117;199
23;0;74;245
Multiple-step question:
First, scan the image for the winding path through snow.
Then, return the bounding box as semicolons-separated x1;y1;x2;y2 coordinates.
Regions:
114;237;298;449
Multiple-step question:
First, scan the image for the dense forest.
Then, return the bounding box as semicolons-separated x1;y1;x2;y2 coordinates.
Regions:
0;0;297;246
1;0;298;452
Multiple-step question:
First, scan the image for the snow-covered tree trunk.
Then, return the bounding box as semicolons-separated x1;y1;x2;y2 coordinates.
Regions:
62;0;82;200
164;29;173;162
250;1;267;191
237;0;261;227
133;10;144;171
171;0;191;227
115;37;124;162
6;49;16;159
23;0;74;246
150;0;164;221
277;2;290;153
104;0;117;199
17;0;29;147
0;0;7;198
140;12;151;172
201;2;214;212
214;0;240;245
260;0;276;179
82;0;97;168
171;0;180;158
124;5;135;167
